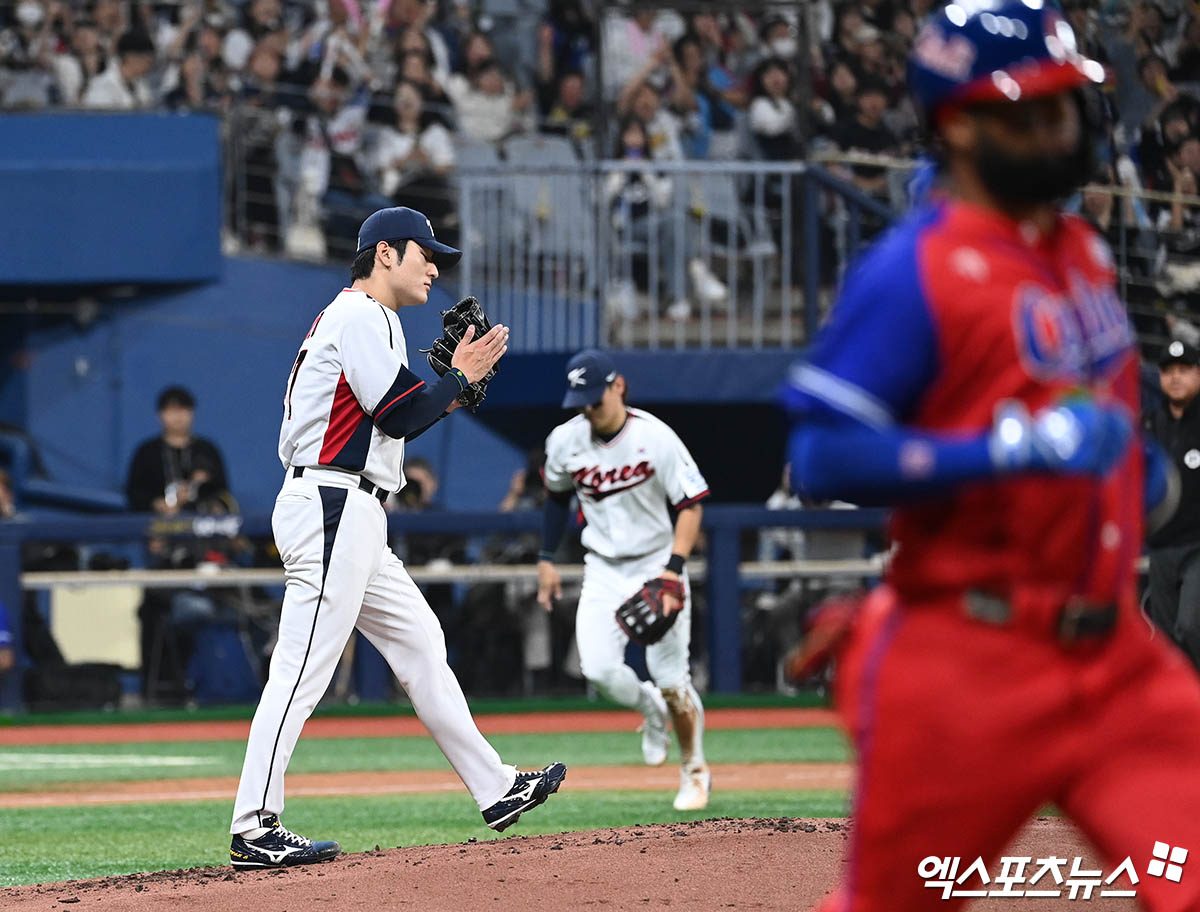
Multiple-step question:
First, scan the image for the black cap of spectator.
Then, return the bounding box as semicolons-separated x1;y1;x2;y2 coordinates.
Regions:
117;30;156;59
157;386;196;411
1159;340;1200;368
857;76;889;99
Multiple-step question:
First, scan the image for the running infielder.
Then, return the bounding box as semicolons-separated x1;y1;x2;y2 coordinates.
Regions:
229;207;566;869
784;4;1200;910
537;350;711;811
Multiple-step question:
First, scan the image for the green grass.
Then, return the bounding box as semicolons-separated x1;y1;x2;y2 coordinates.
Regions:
0;691;828;727
0;728;849;790
0;790;850;887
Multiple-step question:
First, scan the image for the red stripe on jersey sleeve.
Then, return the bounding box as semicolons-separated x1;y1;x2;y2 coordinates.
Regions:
673;489;710;510
319;372;367;464
375;381;425;419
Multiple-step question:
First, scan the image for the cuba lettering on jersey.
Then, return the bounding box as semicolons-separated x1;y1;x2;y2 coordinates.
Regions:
783;200;1141;604
279;288;420;492
543;408;709;560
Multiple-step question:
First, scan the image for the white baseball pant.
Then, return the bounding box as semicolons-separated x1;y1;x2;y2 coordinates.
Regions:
230;469;515;835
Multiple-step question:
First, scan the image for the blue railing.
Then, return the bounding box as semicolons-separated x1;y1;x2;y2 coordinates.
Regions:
0;505;888;711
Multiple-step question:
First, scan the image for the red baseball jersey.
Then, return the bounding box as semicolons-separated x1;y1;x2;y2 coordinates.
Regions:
786;198;1142;608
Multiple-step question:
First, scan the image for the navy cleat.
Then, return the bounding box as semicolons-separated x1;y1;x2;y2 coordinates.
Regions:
230;815;341;870
481;762;567;832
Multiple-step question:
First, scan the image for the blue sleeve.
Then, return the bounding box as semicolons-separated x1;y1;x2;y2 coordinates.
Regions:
539;489;573;558
373;366;463;440
788;418;995;505
781;210;1001;503
0;602;11;648
781;215;940;427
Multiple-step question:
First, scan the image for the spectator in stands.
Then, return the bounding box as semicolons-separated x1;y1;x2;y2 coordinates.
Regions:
833;76;899;200
90;0;127;55
397;47;453;122
455;30;495;78
540;0;594;87
620;79;684;162
815;58;858;136
1140;53;1197;128
81;29;155;109
368;79;457;237
1174;9;1200;83
298;66;388;259
126;386;230;515
1139;98;1198;189
749;57;801;161
1062;0;1109;68
603;114;727;321
222;0;285;74
52;16;108;105
1105;0;1165;133
0;0;62;108
537;68;594;154
603;7;673;100
1158;133;1200;232
375;0;451;89
673;31;742;159
289;0;372;89
445;57;532;143
165;40;229;110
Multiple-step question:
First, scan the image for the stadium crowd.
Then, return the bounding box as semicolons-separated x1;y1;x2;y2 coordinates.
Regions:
2;3;1196;277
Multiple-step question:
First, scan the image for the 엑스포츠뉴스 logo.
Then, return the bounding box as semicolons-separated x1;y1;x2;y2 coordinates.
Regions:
918;840;1188;901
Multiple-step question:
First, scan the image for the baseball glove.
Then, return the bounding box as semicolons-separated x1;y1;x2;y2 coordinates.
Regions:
616;577;685;646
783;592;863;684
422;296;496;412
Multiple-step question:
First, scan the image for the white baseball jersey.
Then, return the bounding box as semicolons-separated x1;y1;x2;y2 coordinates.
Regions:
279;287;418;492
543;408;709;560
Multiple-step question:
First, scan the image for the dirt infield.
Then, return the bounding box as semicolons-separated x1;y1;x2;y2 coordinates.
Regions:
0;707;836;746
0;762;853;808
0;817;1136;911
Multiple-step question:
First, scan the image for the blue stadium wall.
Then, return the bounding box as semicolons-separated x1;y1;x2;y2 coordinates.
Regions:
14;258;530;515
1;112;797;512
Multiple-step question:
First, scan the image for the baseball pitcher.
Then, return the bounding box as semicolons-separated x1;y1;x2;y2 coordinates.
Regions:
229;207;566;870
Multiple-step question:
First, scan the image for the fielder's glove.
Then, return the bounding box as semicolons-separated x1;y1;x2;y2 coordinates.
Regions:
422;296;496;412
783;592;863;684
616;577;685;646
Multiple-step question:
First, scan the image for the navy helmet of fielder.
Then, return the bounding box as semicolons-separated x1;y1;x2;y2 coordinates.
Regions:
562;349;618;408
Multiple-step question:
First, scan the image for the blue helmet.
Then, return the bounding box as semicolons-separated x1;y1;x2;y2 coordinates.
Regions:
908;0;1106;125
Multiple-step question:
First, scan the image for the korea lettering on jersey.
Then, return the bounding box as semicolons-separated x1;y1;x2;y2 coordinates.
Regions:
543;409;710;559
279;288;422;493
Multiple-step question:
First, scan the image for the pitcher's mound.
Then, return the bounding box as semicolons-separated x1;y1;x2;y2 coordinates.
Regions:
0;817;1135;910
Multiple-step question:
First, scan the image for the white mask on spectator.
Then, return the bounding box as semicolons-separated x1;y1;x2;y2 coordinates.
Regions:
16;1;44;28
769;37;797;58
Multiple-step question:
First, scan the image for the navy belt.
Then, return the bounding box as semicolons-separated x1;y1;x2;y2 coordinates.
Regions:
291;466;388;504
964;590;1117;643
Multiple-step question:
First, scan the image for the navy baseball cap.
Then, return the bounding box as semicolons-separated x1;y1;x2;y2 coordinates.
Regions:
562;349;618;408
1159;339;1200;368
356;206;462;268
